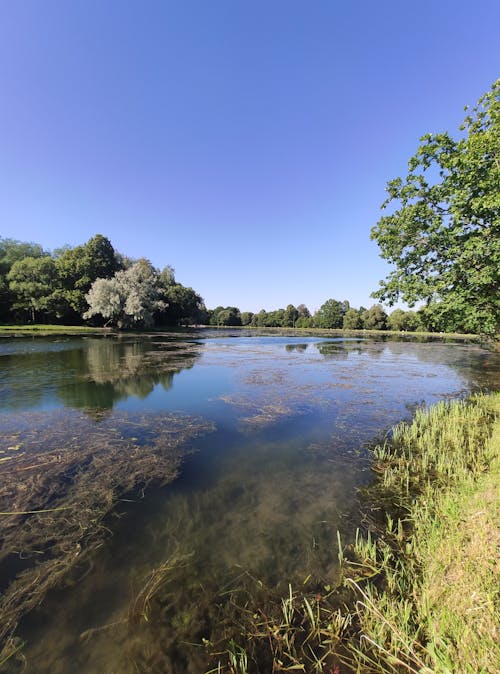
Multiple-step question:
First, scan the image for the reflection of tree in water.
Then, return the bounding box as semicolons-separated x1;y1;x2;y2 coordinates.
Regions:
0;341;85;411
315;340;367;359
316;342;350;360
0;351;46;410
57;338;201;411
285;343;309;353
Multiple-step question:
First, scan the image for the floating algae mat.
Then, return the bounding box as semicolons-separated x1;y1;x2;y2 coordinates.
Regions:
0;332;498;672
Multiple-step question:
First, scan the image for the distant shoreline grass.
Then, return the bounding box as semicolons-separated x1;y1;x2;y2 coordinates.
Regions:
0;323;485;342
208;325;484;341
0;324;112;335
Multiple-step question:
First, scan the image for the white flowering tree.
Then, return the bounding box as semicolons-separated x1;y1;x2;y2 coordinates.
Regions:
84;259;165;328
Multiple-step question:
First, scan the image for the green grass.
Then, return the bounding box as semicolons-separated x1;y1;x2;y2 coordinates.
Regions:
345;392;500;673
208;325;482;340
0;323;111;334
0;323;484;341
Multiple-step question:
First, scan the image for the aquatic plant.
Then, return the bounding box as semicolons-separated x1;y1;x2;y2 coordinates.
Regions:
187;393;498;673
0;409;214;665
344;392;500;673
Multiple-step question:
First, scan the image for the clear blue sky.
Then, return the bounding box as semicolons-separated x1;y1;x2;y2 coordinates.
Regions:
0;1;498;313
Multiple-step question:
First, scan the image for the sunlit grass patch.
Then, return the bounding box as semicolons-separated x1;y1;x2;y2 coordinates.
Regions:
0;324;109;334
346;392;500;673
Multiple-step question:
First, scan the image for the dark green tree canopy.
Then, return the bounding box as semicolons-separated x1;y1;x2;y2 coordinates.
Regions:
7;256;57;322
343;308;362;330
283;304;299;327
371;80;500;335
56;234;121;316
314;299;344;329
361;304;387;330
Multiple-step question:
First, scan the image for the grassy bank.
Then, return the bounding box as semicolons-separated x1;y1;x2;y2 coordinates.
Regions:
0;324;111;335
205;325;483;341
202;393;499;673
343;392;500;673
0;323;484;342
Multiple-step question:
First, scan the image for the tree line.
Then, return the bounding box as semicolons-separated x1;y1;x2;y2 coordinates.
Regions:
0;233;459;332
0;232;489;333
1;81;497;334
208;301;449;332
0;234;206;327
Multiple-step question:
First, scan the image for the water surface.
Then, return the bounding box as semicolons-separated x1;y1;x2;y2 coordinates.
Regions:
0;331;497;672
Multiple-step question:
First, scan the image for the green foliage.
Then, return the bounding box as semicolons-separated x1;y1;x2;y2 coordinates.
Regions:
7;256;58;322
314;298;344;328
250;309;268;327
161;283;206;325
297;303;310;319
84;259;166;328
0;235;206;329
240;311;254;326
343;307;362;330
386;308;406;331
362;304;387;330
283;304;299;327
0;238;47;320
371;80;500;336
295;315;313;328
387;309;422;332
55;234;121;318
0;239;46;272
210;306;242;326
361;304;388;330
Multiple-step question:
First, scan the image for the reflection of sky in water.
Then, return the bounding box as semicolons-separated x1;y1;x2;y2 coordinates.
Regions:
3;333;499;674
114;337;488;441
0;333;496;425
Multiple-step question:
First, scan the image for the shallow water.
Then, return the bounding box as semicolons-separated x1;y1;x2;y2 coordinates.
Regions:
0;331;498;672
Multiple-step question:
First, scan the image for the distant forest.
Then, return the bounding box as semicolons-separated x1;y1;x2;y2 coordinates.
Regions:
0;234;474;333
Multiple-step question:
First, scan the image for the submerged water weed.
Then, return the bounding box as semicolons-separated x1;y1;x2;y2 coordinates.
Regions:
0;409;214;665
128;551;195;625
189;393;498;674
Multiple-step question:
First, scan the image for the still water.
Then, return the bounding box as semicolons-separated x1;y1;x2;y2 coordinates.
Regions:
0;331;497;673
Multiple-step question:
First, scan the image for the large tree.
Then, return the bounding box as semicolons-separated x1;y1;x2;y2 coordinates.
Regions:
314;298;344;329
160;283;207;325
361;304;388;330
343;307;362;330
84;259;165;328
371;80;499;336
56;234;121;319
7;256;57;322
283;304;299;327
0;238;47;320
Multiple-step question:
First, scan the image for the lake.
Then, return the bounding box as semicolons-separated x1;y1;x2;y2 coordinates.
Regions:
0;331;498;673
